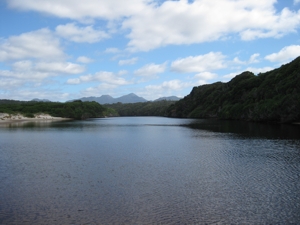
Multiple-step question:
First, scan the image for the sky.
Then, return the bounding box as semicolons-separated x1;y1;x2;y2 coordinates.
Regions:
1;0;300;102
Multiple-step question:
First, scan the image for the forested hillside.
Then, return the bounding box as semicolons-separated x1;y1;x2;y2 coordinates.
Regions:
108;100;176;116
167;56;300;123
0;100;118;119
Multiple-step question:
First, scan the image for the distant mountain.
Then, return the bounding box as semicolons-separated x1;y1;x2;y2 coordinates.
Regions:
115;93;147;104
76;93;147;104
31;98;51;102
79;95;115;104
154;96;181;102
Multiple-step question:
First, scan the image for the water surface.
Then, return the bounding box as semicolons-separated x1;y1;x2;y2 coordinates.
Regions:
1;117;300;224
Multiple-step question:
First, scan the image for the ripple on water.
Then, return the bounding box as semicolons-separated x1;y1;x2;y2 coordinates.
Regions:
0;118;300;224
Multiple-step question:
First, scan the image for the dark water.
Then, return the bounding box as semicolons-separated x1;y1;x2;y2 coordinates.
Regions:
0;117;300;224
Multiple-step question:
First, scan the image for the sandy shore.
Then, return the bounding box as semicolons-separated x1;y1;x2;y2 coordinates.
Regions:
0;113;71;124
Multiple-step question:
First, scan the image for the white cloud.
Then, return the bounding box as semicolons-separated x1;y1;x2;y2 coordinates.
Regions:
232;53;260;65
104;48;121;54
295;0;300;5
34;62;85;74
119;57;138;66
67;71;131;86
223;71;243;80
249;53;260;64
118;70;128;76
7;0;150;21
239;8;300;40
143;79;189;96
0;60;84;83
194;72;217;80
233;57;245;65
0;66;73;102
12;61;84;75
0;27;87;93
0;28;64;61
140;79;205;100
7;1;300;52
77;56;94;63
0;68;50;80
265;45;300;63
81;84;119;97
124;0;300;51
145;80;184;92
12;60;33;71
223;66;273;80
134;62;166;77
246;66;274;74
0;87;70;102
56;23;109;43
0;76;24;89
66;78;81;85
171;52;226;73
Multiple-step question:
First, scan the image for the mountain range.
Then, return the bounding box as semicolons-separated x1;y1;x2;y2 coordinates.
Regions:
31;94;181;104
75;93;180;104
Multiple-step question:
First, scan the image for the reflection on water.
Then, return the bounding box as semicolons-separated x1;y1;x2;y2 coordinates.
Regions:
187;119;300;139
0;117;300;224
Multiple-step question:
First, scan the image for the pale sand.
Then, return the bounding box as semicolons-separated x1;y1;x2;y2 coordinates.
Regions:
0;113;71;124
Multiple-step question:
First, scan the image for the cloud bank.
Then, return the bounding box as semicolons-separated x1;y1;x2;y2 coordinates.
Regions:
7;0;300;51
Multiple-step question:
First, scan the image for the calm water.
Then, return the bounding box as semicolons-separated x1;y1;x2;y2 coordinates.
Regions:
0;117;300;224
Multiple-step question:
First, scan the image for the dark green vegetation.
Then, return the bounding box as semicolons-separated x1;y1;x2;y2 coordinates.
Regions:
2;57;299;123
0;100;118;119
108;100;176;117
167;56;300;123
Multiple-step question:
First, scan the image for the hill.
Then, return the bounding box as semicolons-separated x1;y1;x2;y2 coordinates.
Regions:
154;96;181;101
79;95;115;104
0;100;118;120
116;93;147;103
31;98;51;102
167;56;300;123
108;100;176;117
76;93;147;104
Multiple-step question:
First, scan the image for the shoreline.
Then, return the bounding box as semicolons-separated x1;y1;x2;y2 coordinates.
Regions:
0;113;72;124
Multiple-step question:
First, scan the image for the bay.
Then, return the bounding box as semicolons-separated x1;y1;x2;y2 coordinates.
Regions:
0;117;300;224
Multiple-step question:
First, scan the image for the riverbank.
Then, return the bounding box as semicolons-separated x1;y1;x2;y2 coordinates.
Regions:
0;113;71;124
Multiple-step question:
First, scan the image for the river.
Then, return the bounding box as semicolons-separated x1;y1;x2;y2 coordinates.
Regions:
0;117;300;224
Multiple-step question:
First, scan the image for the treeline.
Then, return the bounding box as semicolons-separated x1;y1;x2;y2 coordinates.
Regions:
0;100;118;119
167;56;300;123
107;100;176;116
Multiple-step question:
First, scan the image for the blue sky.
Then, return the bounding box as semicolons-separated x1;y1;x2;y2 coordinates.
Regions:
1;0;300;101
